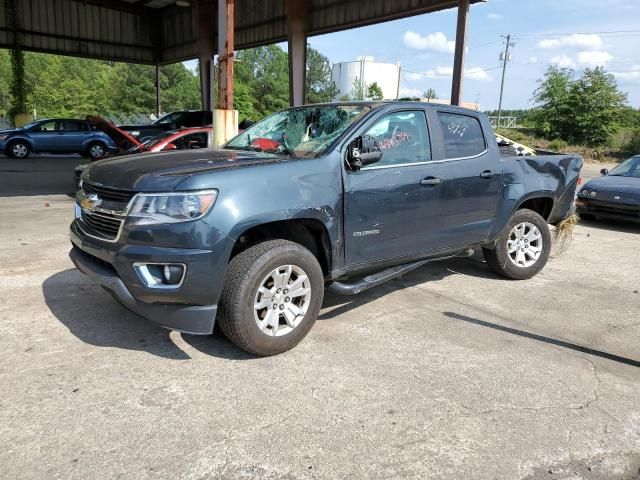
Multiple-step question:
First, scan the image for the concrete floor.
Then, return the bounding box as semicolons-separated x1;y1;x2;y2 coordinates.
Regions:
1;156;639;479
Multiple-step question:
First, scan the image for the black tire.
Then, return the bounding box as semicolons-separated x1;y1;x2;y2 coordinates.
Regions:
217;239;324;356
87;141;107;160
579;213;596;221
6;140;30;159
482;208;551;280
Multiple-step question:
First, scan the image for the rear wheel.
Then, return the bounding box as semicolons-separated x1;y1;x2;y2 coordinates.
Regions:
7;140;30;159
217;240;324;356
87;141;107;160
483;208;551;280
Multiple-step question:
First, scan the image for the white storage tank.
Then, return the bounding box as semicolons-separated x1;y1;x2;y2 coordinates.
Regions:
332;57;400;100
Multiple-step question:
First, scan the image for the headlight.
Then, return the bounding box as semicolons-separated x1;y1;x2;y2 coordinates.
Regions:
580;189;590;197
127;190;218;225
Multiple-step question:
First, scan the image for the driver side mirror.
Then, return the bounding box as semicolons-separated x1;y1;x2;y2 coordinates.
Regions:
162;142;177;151
600;168;609;176
347;135;383;170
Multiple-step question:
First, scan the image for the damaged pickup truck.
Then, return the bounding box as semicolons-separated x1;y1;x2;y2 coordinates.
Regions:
69;102;582;355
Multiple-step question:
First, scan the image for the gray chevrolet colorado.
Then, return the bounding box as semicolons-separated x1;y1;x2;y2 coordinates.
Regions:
69;102;582;355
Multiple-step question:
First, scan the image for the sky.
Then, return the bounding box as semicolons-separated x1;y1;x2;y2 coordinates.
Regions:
301;0;640;110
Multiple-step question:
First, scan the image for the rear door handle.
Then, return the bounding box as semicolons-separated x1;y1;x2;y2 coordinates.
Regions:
420;177;442;187
480;170;496;179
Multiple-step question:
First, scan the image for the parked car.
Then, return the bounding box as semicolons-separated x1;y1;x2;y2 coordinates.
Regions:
128;127;211;154
577;155;640;223
69;102;582;356
0;118;118;159
73;128;211;189
118;111;212;141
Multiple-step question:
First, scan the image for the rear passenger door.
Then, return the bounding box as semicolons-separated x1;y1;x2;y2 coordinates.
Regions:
431;110;502;247
62;121;90;151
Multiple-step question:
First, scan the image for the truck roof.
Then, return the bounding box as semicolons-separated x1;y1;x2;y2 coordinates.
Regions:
300;101;483;116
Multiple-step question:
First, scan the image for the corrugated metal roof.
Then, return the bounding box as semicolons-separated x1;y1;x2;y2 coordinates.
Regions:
0;0;481;64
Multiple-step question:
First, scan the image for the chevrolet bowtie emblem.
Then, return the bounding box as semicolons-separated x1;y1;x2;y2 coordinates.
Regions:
80;193;102;210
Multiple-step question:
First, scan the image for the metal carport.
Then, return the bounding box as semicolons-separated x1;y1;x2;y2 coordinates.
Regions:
1;0;482;139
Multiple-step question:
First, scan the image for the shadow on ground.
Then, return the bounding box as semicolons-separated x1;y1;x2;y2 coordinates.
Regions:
43;258;493;360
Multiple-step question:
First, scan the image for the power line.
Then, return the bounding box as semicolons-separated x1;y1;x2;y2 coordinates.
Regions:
402;65;502;77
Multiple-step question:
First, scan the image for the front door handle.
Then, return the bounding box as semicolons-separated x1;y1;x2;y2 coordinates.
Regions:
480;170;496;179
420;177;442;187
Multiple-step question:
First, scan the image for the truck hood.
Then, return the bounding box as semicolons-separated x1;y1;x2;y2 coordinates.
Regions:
83;148;288;191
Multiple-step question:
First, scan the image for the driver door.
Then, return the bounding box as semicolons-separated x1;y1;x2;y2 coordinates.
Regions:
344;110;444;266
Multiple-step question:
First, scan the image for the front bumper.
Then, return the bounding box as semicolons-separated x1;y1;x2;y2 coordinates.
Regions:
576;198;640;223
69;215;235;334
70;246;217;334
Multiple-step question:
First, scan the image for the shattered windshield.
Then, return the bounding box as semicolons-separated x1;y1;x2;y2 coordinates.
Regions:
225;105;371;158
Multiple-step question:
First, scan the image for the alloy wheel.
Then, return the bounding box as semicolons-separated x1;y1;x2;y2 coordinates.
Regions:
253;264;312;336
507;221;543;268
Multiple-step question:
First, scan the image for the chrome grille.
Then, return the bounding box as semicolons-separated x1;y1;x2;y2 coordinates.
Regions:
83;182;136;203
80;210;124;241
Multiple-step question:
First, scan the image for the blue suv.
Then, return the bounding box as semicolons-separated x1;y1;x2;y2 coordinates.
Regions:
0;118;118;159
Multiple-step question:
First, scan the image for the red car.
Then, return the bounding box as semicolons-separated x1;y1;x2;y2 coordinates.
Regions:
129;127;212;154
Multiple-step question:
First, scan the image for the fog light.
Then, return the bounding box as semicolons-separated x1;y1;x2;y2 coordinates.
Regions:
134;263;185;288
163;265;184;284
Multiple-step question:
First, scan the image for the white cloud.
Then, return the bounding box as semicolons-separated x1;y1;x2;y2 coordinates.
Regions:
538;34;603;50
612;65;640;81
577;50;613;66
550;54;576;69
398;87;423;98
403;31;455;53
487;13;503;20
405;66;492;81
528;56;539;64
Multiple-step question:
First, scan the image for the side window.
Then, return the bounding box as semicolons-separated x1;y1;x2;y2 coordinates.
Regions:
182;112;204;127
63;121;83;131
35;121;57;132
438;112;486;159
362;110;431;168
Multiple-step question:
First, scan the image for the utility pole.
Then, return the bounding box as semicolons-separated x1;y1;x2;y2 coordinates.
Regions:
497;34;514;130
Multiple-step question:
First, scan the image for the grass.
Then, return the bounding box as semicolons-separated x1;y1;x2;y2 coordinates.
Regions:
496;127;632;164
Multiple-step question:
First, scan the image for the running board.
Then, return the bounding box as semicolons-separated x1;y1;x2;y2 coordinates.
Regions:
328;249;474;296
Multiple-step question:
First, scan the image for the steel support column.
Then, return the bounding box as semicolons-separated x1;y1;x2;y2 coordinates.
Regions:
450;0;469;106
196;0;215;111
155;62;161;116
287;0;308;107
216;0;234;110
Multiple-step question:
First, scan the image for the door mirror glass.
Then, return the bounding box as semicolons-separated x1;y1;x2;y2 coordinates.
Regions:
600;168;609;176
162;142;178;151
347;135;383;170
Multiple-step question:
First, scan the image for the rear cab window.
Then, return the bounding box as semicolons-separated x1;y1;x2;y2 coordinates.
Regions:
437;112;486;159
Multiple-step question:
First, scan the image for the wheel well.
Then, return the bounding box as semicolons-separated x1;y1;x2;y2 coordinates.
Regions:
518;197;554;220
230;219;332;275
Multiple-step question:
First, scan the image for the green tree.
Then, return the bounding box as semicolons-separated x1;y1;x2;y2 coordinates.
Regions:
351;76;365;101
160;63;200;111
571;67;627;146
531;66;626;146
235;45;289;118
306;47;337;104
366;82;384;100
10;48;26;115
0;49;12;117
423;88;437;102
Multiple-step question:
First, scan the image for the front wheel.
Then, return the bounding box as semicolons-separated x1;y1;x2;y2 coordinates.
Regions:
483;208;551;280
217;240;324;356
7;140;30;159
